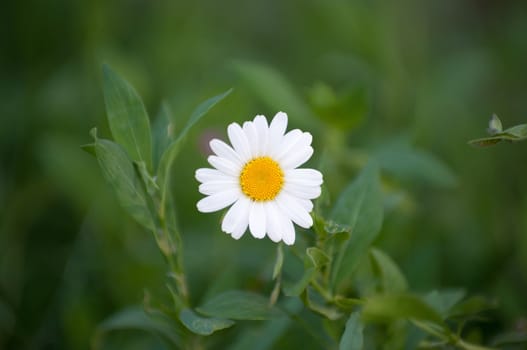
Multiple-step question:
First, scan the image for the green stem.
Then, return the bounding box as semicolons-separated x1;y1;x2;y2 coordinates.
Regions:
311;278;333;302
158;207;189;308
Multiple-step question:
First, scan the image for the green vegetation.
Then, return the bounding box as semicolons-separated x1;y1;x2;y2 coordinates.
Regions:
1;1;527;349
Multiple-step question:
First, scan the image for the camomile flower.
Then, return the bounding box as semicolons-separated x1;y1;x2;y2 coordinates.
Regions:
195;112;323;245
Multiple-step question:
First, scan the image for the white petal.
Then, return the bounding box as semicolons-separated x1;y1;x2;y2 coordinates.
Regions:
196;189;240;213
249;201;266;239
231;197;251;239
227;122;252;161
272;129;302;159
268;112;288;156
276;193;313;228
265;202;282;243
253;115;269;155
283;182;322;199
280;146;314;169
208;155;241;176
281;216;296;245
270;112;288;136
195;168;232;183
242;121;259;157
199;181;238;196
285;168;323;186
222;197;246;233
209;139;242;165
296;198;314;212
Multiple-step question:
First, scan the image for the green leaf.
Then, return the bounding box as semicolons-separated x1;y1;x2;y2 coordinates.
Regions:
323;220;353;235
362;294;444;325
369;248;408;293
309;82;369;130
424;289;465;318
447;296;497;318
182;89;233;139
93;307;182;349
330;163;383;290
468;116;527;147
91;128;155;231
492;331;527;347
134;160;159;196
333;296;364;311
178;308;234;336
411;319;452;340
152;102;176;171
229;318;290;350
283;267;316;297
339;311;364;350
487;114;502;134
233;61;316;127
229;298;303;350
373;138;457;188
503;123;527;138
102;64;153;170
306;247;330;270
157;89;232;216
197;290;283;320
467;136;504;147
80;143;96;156
304;288;343;320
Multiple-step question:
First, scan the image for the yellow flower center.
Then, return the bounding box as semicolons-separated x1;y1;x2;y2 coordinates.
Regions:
240;156;284;201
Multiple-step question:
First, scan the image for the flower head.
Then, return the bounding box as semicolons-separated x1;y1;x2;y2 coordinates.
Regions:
195;112;323;245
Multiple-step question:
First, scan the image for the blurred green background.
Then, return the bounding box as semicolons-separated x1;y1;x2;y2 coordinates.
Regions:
1;0;527;348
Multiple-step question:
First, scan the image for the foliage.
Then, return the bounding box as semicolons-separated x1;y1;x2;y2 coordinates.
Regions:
468;115;527;147
2;2;527;349
82;66;517;349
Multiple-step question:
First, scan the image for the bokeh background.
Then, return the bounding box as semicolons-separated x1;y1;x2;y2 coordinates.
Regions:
1;0;527;348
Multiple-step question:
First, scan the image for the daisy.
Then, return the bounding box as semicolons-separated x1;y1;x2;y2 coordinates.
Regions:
195;112;323;245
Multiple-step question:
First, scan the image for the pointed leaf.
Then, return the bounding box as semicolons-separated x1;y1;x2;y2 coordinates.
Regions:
102;64;152;170
339;312;364;350
229;298;303;350
309;82;369;130
370;248;408;293
197;290;283;320
491;331;527;347
362;294;444;325
233;61;316;127
447;296;497;318
503;123;527;138
80;143;96;156
91;129;155;231
178;308;234;336
373;138;456;188
304;288;342;320
93;307;182;349
424;289;465;318
134;160;159;196
334;296;364;311
283;267;316;297
152;102;176;170
306;247;330;270
330;163;383;289
467;136;504;147
157;89;232;215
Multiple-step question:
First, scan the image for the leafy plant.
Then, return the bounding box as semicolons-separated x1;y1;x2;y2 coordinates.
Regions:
84;65;511;349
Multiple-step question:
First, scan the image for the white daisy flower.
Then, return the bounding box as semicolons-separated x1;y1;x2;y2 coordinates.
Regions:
195;112;323;245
